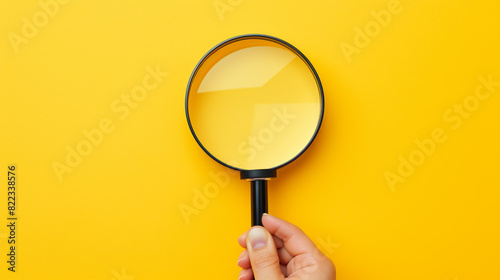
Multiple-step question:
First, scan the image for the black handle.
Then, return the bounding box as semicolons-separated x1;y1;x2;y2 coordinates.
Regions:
251;180;268;226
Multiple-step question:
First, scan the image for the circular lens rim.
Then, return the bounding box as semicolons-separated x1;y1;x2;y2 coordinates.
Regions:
185;34;324;172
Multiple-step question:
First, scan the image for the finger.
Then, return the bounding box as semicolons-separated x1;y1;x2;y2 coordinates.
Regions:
237;250;250;269
273;235;284;248
241;233;291;265
277;247;293;265
280;264;287;277
238;231;248;249
238;268;253;280
240;228;284;249
246;226;285;280
262;214;318;257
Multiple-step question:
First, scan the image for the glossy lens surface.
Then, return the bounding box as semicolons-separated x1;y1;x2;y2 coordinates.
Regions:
187;36;322;170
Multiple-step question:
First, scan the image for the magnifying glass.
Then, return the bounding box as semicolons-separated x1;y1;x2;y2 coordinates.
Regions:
186;34;324;226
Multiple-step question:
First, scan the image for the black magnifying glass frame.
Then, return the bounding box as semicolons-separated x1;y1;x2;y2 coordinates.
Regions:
185;34;324;226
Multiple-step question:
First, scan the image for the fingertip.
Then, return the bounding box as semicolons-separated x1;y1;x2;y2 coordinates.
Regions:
238;231;246;240
261;213;281;229
238;268;252;280
247;226;272;251
262;214;303;239
261;212;272;221
237;250;250;268
238;232;248;248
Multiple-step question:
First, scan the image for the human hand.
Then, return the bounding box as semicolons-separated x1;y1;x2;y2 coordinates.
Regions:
237;214;335;280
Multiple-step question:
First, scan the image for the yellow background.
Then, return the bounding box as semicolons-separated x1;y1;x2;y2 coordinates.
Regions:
1;0;499;279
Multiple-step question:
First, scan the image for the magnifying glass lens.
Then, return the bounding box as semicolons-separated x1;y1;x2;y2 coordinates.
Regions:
187;37;322;171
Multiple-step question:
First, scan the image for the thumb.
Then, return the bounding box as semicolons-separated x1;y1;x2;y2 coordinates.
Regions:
246;226;284;280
